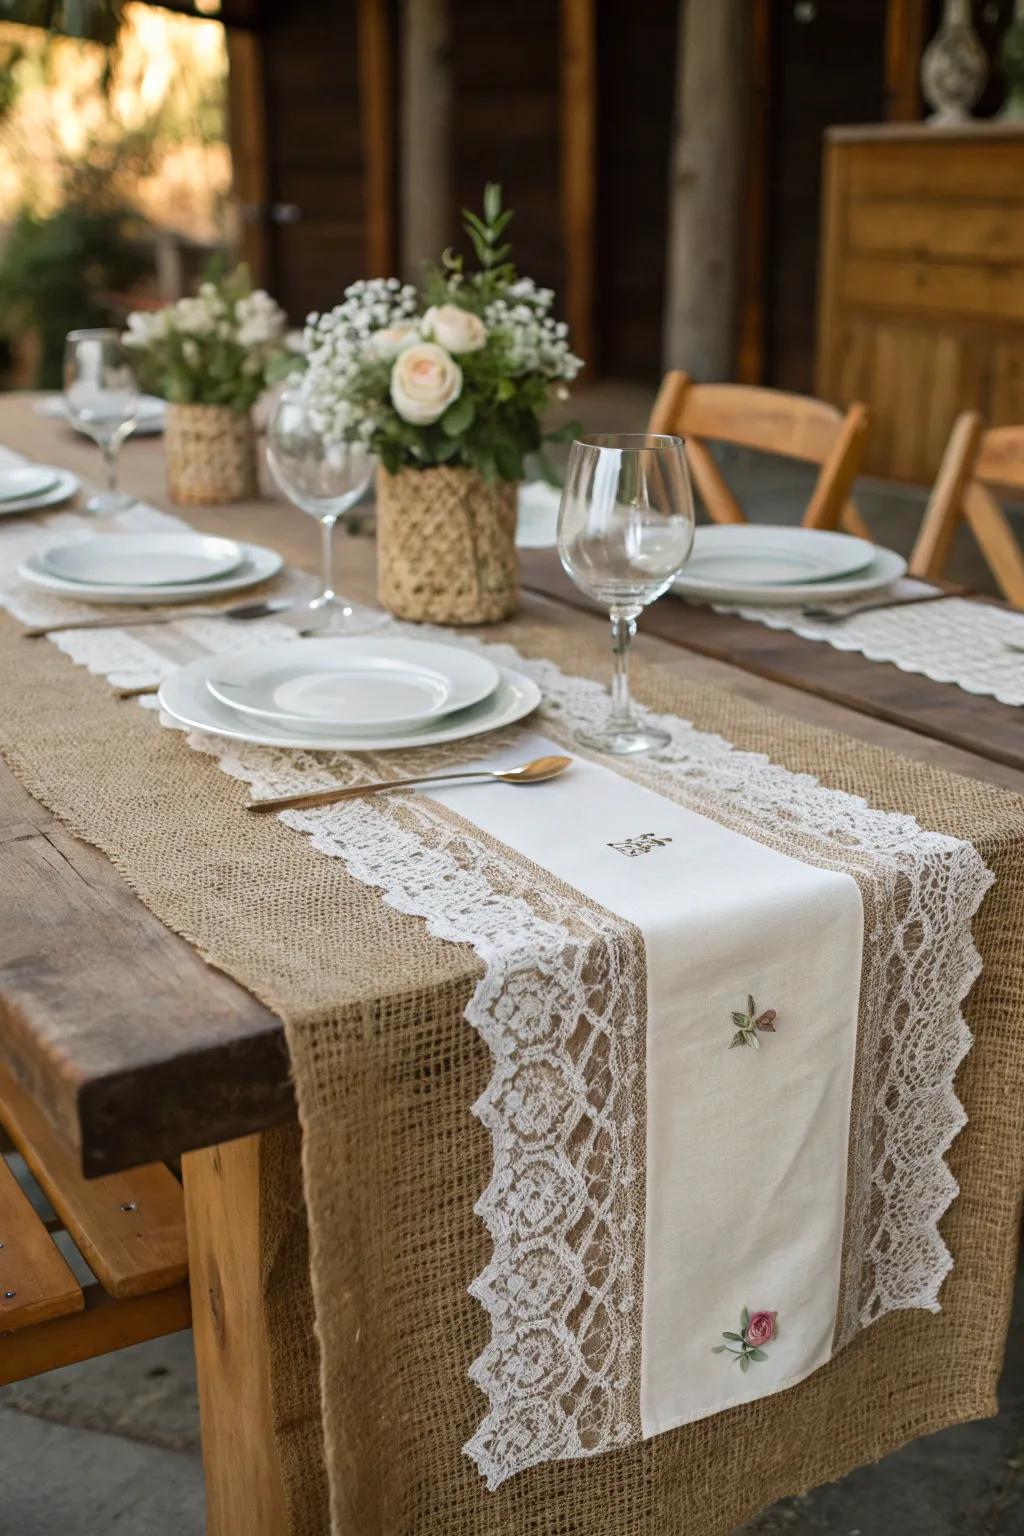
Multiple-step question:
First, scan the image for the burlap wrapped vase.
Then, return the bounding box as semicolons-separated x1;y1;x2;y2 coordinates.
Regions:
164;402;257;505
376;464;519;624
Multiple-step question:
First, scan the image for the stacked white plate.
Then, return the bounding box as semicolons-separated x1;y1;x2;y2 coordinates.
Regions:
35;393;167;436
671;525;906;606
19;532;283;605
0;461;79;517
159;636;542;751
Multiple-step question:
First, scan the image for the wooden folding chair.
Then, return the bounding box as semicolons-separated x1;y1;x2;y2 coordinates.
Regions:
910;412;1024;609
648;370;872;536
0;1062;190;1385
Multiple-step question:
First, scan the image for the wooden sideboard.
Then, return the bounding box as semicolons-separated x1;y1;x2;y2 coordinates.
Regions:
816;122;1024;485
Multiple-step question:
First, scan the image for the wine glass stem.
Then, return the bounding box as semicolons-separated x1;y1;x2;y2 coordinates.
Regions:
609;610;639;729
102;439;119;495
320;516;338;601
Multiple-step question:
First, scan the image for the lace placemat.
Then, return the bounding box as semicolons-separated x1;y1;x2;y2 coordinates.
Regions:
709;580;1024;707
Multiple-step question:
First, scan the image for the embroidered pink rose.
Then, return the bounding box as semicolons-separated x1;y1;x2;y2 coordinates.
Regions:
712;1306;778;1371
745;1310;777;1347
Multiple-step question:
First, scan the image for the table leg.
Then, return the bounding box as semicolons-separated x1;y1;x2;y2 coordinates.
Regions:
182;1133;289;1536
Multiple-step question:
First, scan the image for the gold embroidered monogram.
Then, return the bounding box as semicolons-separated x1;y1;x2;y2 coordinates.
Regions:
607;833;674;858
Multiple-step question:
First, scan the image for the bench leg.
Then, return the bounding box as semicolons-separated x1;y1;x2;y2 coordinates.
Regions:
182;1134;290;1536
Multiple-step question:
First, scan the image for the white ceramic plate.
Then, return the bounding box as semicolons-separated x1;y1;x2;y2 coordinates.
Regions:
160;656;540;753
671;545;907;606
0;467;80;518
0;466;61;503
40;532;244;588
18;540;283;605
35;394;167;435
207;637;501;733
682;525;875;588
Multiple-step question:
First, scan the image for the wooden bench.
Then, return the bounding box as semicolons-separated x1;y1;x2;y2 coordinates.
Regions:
0;1062;190;1386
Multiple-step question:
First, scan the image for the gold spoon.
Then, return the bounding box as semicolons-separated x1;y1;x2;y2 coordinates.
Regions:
247;754;572;814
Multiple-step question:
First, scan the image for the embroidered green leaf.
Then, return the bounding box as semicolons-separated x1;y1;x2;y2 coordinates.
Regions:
740;1307;750;1330
739;1354;750;1373
729;1033;746;1048
748;1348;768;1361
747;995;756;1017
711;1345;726;1354
731;1012;749;1027
747;1032;760;1050
722;1332;742;1342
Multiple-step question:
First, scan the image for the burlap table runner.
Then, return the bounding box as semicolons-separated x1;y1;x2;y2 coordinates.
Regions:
0;399;1021;1532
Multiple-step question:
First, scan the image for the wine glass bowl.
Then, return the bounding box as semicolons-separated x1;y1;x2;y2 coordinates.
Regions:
267;390;383;633
557;433;694;755
63;329;139;514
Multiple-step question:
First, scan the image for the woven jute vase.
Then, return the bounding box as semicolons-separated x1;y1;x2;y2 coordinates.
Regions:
376;464;519;625
164;402;258;506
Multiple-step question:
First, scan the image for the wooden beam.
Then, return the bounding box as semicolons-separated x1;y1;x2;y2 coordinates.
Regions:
358;0;397;277
885;0;927;122
560;0;597;373
663;0;752;379
0;1281;190;1388
400;0;453;280
184;1135;288;1536
226;28;271;287
736;0;772;384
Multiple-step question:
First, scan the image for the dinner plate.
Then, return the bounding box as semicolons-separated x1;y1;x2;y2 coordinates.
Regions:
682;525;875;587
0;465;61;503
35;394;167;435
207;637;501;733
160;656;541;752
671;545;907;606
18;540;283;605
39;532;245;588
0;467;80;518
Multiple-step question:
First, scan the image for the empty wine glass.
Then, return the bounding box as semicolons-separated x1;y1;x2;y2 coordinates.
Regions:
63;329;139;514
557;433;695;754
267;389;383;633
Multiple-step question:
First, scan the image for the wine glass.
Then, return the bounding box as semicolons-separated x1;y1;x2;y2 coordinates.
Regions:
557;433;695;755
63;329;139;514
267;389;383;633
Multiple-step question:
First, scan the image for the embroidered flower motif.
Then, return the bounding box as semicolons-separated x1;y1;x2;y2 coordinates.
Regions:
711;1306;778;1372
728;994;777;1050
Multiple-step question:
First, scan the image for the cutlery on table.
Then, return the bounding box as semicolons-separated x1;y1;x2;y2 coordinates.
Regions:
21;597;298;640
247;755;572;813
800;589;964;624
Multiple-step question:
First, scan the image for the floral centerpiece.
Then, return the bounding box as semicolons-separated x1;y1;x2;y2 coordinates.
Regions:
303;185;582;623
123;266;290;505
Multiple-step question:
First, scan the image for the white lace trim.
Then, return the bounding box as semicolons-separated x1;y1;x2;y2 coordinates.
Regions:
0;489;993;1487
712;588;1024;708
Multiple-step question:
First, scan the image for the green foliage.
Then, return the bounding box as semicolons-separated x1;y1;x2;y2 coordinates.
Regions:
0;202;149;387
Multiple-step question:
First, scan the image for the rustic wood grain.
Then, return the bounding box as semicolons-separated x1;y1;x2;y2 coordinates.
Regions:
0;1153;83;1333
0;755;293;1177
183;1135;288;1536
0;1280;190;1387
0;1063;188;1297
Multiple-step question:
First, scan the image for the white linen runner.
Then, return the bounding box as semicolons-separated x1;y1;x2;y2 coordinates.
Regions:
707;580;1024;707
0;445;994;1489
422;730;864;1436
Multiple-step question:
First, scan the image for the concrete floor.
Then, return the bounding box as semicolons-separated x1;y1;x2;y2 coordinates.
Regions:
1;379;1019;1533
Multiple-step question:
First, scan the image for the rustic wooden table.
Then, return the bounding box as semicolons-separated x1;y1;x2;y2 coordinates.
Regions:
1;394;1021;1533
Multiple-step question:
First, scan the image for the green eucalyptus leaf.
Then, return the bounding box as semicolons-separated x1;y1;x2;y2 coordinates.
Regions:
440;395;474;436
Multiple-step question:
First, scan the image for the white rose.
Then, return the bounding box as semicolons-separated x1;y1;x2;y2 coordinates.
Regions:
370;320;420;360
390;342;463;425
423;303;487;355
